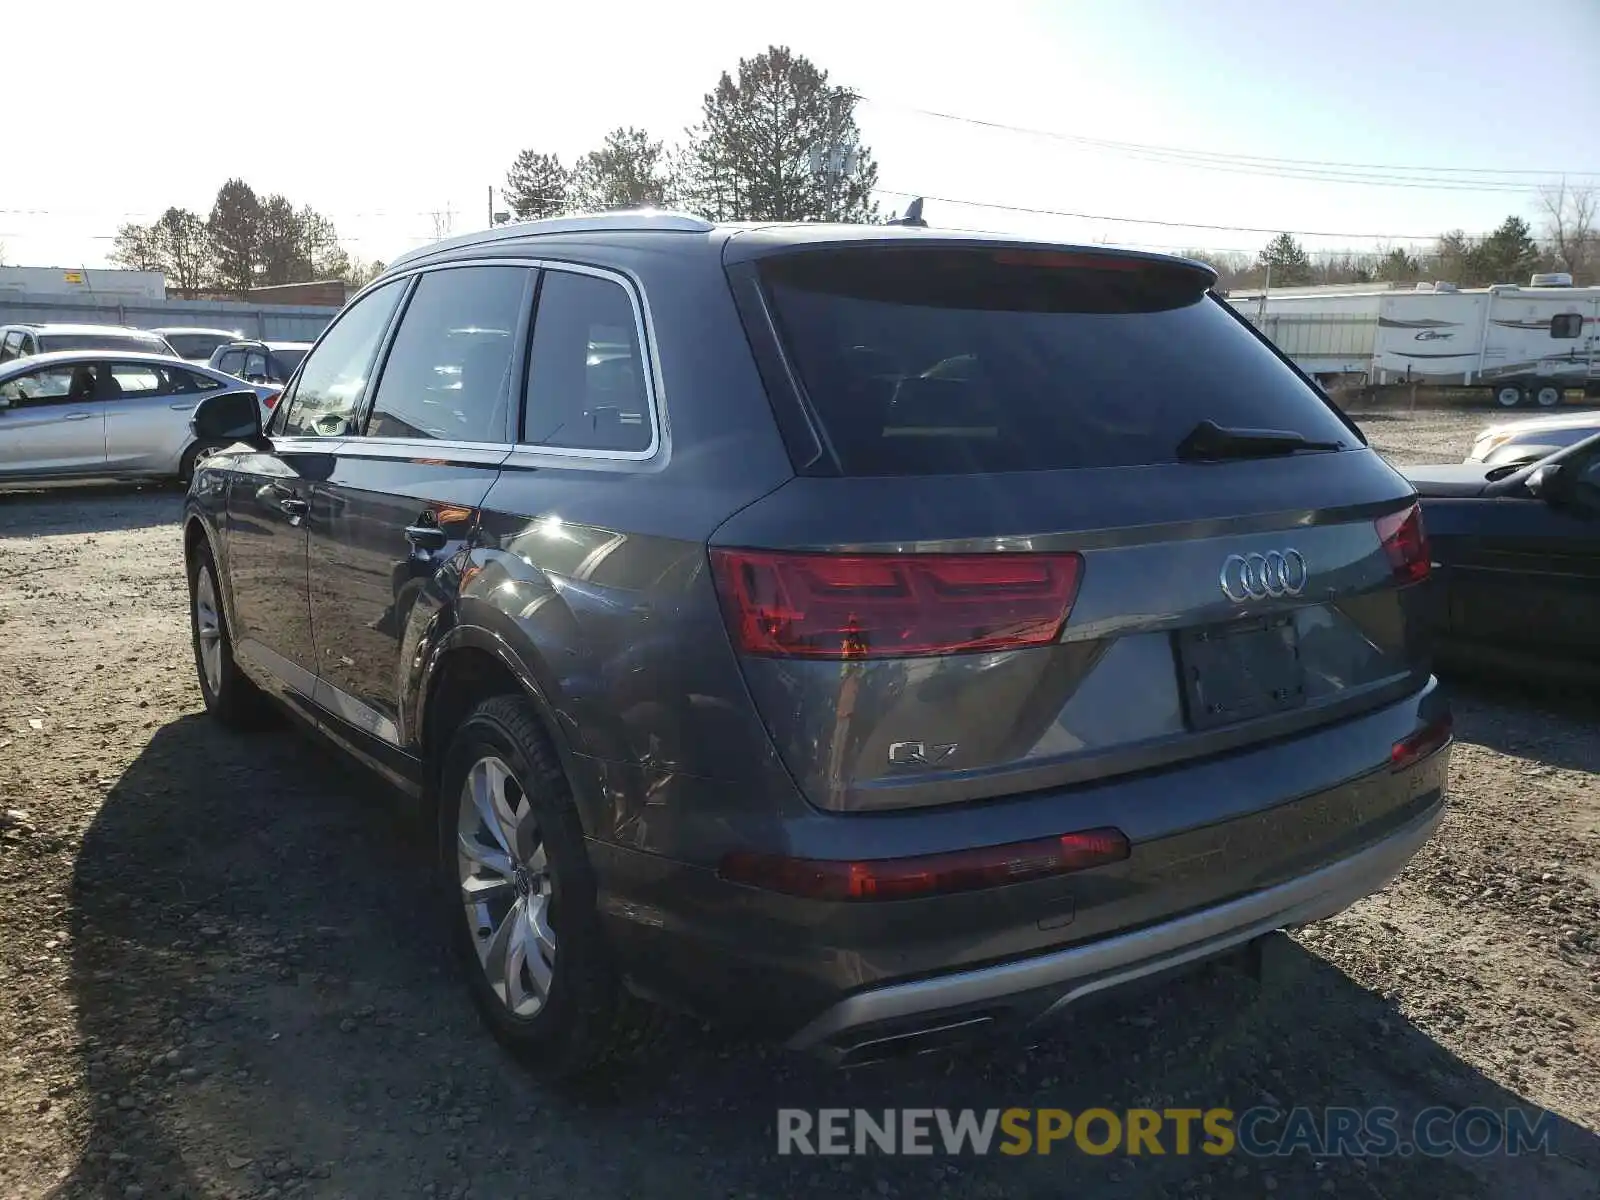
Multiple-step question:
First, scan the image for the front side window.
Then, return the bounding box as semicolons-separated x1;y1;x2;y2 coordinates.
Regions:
0;332;21;362
366;266;529;443
0;363;99;407
522;270;651;453
280;281;405;438
217;349;245;375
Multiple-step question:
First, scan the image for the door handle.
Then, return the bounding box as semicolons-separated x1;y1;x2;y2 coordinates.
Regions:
169;402;199;412
279;497;309;517
63;412;92;421
405;524;448;551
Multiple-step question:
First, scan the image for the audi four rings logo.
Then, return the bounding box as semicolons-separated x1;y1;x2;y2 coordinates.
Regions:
1220;550;1308;601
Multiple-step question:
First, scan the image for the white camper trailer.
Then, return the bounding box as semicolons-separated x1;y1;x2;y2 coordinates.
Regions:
1229;275;1600;408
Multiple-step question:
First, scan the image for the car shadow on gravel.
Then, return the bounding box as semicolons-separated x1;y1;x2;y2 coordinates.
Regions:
59;713;1600;1200
1447;678;1600;775
0;483;183;537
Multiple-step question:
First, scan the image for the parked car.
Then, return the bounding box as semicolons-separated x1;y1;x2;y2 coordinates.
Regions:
152;326;245;366
1464;408;1600;467
0;323;177;362
1404;431;1600;683
208;339;310;387
0;351;263;484
181;212;1450;1076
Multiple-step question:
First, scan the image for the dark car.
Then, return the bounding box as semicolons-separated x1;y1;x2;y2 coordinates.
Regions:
207;339;311;386
181;211;1450;1076
1404;432;1600;682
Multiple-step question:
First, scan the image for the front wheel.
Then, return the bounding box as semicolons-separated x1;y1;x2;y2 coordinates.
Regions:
188;545;270;728
179;441;224;486
1494;384;1525;408
439;695;646;1077
1534;383;1563;408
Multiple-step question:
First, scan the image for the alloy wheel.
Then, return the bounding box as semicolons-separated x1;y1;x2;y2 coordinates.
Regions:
194;568;224;697
456;755;557;1018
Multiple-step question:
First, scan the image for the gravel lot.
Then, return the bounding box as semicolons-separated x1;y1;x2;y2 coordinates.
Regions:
2;409;1598;1200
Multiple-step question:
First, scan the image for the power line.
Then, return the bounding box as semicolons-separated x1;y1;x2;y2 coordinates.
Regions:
871;188;1447;241
853;95;1599;192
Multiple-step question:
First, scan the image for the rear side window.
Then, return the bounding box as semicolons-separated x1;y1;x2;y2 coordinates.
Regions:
522;270;652;453
103;363;173;398
367;265;529;443
759;248;1356;474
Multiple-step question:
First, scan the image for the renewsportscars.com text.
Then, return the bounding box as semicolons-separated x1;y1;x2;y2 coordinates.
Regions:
777;1106;1557;1159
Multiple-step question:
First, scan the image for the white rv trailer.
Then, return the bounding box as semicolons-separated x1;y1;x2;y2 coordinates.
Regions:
1228;275;1600;408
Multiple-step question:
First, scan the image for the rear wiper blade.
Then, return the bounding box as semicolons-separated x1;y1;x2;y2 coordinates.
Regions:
1176;419;1345;462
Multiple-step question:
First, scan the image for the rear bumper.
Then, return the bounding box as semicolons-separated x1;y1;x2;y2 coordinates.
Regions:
591;679;1450;1056
786;791;1443;1059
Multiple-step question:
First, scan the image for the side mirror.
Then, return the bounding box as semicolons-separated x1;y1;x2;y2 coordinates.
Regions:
1525;462;1562;496
191;389;265;446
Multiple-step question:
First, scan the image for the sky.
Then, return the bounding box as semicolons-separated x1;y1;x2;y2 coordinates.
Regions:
4;0;1598;271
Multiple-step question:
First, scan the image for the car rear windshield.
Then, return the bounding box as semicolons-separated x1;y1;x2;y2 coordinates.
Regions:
758;247;1358;474
39;333;167;355
164;334;226;359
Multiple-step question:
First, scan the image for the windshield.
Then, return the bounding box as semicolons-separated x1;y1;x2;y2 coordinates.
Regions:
163;333;232;359
760;248;1357;475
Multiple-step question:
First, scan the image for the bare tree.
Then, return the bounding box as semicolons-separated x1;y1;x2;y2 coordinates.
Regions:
1537;181;1597;282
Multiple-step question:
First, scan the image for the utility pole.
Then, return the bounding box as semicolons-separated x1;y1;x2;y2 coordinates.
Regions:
487;185;493;228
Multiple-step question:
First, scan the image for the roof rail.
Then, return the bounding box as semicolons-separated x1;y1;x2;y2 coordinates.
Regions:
387;209;716;269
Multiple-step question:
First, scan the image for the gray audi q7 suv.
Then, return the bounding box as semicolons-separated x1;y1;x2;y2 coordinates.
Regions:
181;211;1450;1076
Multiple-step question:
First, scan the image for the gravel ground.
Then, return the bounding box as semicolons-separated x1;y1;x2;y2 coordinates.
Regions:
2;413;1598;1200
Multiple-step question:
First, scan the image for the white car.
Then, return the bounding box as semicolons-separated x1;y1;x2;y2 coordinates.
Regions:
0;351;269;484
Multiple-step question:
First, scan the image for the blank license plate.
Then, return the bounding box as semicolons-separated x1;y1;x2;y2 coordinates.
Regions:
1177;615;1306;731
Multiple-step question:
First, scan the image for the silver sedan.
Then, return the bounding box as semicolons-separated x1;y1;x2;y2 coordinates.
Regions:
0;351;272;484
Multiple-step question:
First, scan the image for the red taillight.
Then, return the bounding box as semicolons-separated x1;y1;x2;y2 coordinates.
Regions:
708;549;1084;659
263;390;281;409
1391;713;1452;771
1376;502;1429;585
719;829;1130;901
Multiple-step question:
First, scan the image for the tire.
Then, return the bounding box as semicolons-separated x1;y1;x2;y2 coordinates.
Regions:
188;543;271;729
438;694;643;1078
1534;383;1563;408
179;441;224;486
1494;384;1525;408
